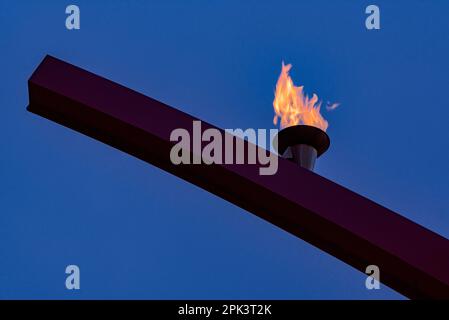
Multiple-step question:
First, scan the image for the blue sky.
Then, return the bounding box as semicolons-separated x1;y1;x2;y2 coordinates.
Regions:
1;0;448;299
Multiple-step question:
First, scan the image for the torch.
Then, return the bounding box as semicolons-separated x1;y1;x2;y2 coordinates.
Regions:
275;124;329;171
273;62;332;171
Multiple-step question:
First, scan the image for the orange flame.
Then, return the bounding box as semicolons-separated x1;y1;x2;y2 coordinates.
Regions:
273;62;329;131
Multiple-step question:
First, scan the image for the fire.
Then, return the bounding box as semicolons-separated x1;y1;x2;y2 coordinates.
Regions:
273;62;329;131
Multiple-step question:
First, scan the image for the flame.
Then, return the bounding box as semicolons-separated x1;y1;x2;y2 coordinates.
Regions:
273;62;329;131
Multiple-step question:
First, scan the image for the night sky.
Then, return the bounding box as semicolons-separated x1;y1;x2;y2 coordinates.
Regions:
1;0;448;299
